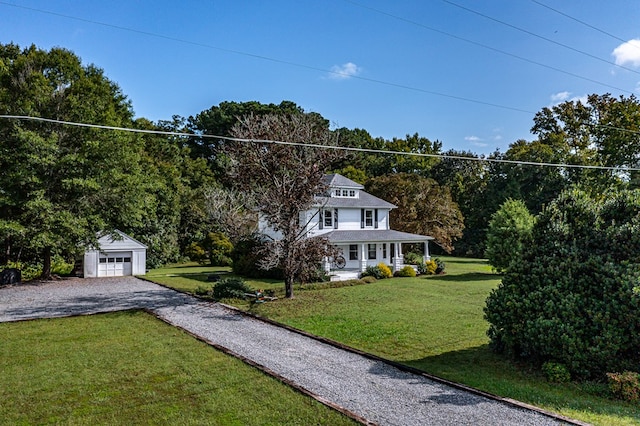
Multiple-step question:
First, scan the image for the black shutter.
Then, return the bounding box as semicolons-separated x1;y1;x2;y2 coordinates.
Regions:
374;209;378;229
334;208;339;229
319;209;323;230
360;209;364;228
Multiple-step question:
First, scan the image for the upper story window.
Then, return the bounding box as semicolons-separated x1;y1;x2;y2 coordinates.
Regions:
324;209;333;227
361;208;378;229
365;209;374;227
320;208;338;229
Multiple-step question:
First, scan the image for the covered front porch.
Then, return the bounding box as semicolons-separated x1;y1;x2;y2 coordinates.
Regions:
320;229;434;281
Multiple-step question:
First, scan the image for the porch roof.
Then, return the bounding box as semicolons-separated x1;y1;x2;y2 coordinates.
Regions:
322;229;434;244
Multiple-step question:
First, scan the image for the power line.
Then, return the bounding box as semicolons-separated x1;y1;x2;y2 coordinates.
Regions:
531;0;640;50
0;1;534;115
341;0;634;95
441;0;640;75
2;115;638;172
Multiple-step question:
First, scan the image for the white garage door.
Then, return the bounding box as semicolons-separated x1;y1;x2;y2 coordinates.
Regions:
98;252;133;277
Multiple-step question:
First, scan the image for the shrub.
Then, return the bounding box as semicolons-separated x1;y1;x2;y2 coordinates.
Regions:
403;252;422;265
417;259;441;275
212;277;253;300
607;371;640;402
542;362;571;383
485;199;535;273
360;275;377;284
377;263;393;278
231;236;283;279
485;189;640;379
204;232;233;266
185;242;207;264
394;265;417;277
434;257;446;274
361;265;384;280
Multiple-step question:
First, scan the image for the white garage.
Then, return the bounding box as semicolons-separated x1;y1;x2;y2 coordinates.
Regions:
83;230;147;278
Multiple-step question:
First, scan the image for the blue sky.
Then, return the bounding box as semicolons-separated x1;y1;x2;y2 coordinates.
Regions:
2;0;640;155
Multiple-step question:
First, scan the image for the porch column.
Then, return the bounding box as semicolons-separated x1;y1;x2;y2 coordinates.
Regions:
360;243;367;272
323;256;331;274
393;242;403;272
424;241;431;261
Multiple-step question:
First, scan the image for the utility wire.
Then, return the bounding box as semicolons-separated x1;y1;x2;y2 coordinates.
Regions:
2;115;639;172
441;0;640;75
0;1;533;115
531;0;640;50
341;0;634;95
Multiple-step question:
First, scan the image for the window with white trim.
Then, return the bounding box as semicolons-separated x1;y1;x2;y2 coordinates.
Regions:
323;209;333;228
365;209;374;227
368;243;376;260
349;245;358;260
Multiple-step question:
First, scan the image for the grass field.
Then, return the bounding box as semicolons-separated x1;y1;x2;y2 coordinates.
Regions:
0;311;356;425
146;257;640;426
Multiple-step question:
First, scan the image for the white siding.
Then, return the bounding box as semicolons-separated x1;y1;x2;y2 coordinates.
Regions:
83;231;147;278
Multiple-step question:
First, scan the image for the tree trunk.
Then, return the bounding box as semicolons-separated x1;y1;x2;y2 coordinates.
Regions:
284;275;294;299
41;246;52;280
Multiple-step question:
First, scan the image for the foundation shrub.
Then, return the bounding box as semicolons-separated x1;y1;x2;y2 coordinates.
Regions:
394;265;417;277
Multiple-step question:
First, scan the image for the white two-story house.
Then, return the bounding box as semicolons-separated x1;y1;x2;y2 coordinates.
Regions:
303;174;433;278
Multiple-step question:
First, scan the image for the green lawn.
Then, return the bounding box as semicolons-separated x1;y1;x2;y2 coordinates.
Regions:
0;311;356;425
147;257;640;426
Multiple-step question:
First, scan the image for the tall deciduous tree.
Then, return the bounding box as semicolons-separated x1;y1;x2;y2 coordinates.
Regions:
531;93;640;189
224;113;344;298
366;173;464;253
0;43;148;277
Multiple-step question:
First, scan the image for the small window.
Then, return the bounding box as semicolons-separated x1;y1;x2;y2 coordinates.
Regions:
365;210;374;227
324;209;333;227
123;257;131;263
349;245;358;261
382;243;387;258
99;258;107;263
108;257;116;263
349;190;355;197
368;243;376;260
116;257;123;263
334;189;341;196
342;189;349;196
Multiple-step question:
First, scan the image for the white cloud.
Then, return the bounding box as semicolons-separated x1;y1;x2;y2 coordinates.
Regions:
550;91;571;103
612;39;640;68
465;136;488;147
328;62;361;80
549;92;587;106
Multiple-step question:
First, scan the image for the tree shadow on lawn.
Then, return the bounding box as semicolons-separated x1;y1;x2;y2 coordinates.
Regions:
425;273;501;283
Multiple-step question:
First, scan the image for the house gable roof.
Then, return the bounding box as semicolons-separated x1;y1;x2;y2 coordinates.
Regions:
318;173;396;209
94;230;148;250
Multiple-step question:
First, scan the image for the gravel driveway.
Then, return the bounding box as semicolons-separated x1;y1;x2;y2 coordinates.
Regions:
0;277;580;426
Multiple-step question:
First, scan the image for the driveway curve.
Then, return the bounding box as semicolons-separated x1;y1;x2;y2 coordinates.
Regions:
0;277;579;426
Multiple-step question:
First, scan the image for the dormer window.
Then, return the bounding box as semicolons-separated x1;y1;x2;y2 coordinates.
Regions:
332;188;358;198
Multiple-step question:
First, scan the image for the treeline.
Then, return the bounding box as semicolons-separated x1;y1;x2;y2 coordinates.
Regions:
1;43;639;276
